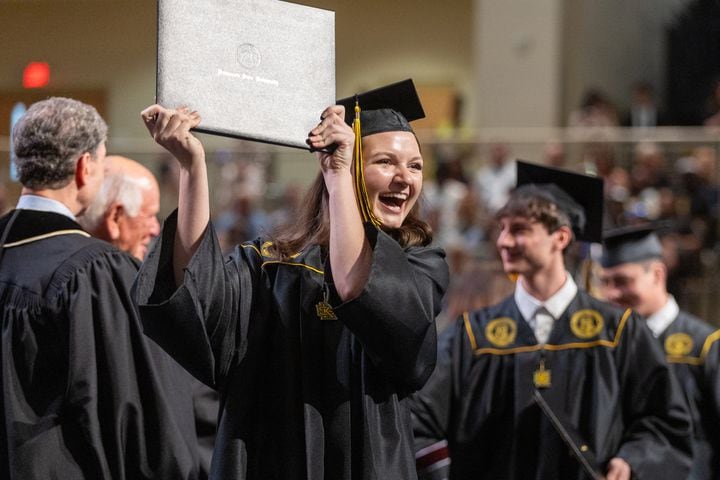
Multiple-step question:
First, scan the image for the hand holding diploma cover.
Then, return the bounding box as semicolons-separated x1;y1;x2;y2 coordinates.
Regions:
156;0;335;149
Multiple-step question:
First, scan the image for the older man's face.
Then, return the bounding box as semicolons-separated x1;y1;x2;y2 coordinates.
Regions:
116;184;160;260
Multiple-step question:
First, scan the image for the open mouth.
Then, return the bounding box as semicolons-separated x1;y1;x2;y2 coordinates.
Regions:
379;193;408;212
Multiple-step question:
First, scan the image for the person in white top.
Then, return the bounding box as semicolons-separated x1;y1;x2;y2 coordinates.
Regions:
601;224;720;480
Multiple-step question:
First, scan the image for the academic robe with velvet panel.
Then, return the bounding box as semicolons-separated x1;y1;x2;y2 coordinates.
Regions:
133;212;449;480
660;311;720;480
411;290;693;480
0;209;201;479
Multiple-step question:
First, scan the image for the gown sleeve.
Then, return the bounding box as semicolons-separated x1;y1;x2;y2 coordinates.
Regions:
409;321;464;480
613;314;693;478
330;226;449;391
133;211;252;389
58;244;199;479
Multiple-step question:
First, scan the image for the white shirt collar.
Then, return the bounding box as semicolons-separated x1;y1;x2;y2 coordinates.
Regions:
16;194;76;220
645;295;679;338
515;273;578;321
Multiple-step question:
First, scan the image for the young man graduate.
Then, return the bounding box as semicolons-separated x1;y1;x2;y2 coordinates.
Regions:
411;161;692;480
601;225;720;480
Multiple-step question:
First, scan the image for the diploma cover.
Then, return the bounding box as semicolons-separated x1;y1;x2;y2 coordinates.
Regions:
157;0;335;150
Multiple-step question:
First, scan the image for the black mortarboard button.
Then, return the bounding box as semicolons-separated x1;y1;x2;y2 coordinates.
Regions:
515;161;604;243
336;79;425;137
601;224;663;268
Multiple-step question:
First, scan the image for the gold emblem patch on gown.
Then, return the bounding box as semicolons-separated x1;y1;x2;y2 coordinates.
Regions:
485;317;517;347
316;301;337;320
316;284;338;321
570;309;604;339
665;332;693;356
534;358;552;388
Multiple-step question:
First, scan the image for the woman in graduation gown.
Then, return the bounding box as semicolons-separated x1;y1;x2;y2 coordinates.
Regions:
134;84;448;480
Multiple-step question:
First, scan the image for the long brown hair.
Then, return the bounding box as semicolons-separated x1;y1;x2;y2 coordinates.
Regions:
271;172;433;260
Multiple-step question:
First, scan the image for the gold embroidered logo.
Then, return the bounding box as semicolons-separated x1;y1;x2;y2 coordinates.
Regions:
485;317;517;347
665;333;693;356
570;310;604;339
315;301;337;321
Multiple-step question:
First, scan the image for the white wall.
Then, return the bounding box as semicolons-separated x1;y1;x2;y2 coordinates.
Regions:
474;0;564;127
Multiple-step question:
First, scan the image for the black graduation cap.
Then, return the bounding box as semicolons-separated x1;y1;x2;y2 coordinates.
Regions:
336;79;425;137
515;161;604;243
601;224;663;268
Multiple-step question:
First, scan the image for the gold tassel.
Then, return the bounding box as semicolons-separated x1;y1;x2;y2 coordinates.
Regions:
352;100;382;227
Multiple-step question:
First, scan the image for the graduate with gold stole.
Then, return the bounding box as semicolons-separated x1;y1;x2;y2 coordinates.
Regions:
411;162;692;480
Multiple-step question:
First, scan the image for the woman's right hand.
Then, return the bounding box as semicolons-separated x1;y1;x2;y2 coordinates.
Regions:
141;105;204;170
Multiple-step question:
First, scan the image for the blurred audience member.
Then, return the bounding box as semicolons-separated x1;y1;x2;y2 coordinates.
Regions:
424;152;470;261
568;88;619;127
622;81;667;127
474;142;515;213
542;140;566;168
215;193;269;254
625;142;671;221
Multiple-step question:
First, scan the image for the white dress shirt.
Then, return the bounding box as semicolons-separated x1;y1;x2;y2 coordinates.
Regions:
16;194;76;220
645;295;679;338
515;274;578;344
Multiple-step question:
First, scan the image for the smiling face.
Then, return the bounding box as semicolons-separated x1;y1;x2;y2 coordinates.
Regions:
362;131;423;228
116;181;160;260
496;215;570;278
600;260;666;316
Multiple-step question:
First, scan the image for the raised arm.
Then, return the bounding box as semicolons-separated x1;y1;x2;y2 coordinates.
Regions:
141;105;208;287
308;105;371;301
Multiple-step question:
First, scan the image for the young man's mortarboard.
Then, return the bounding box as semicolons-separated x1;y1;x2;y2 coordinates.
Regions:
515;161;604;243
601;224;663;268
335;79;426;227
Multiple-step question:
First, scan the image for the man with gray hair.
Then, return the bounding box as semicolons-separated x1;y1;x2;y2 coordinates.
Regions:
0;97;201;479
79;155;161;261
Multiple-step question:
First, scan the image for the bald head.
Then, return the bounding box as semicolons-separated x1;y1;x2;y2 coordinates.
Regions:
79;155;161;260
105;155;158;185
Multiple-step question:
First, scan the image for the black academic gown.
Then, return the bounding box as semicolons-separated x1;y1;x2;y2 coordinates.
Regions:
660;311;720;480
0;209;201;480
411;290;693;480
133;212;449;480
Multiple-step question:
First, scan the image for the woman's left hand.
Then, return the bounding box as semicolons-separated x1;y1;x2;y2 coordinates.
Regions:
307;105;355;175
